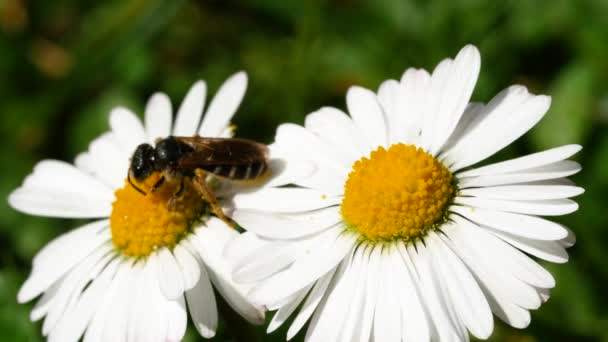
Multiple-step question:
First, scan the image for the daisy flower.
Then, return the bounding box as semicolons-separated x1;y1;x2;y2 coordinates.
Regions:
225;45;583;341
9;72;267;341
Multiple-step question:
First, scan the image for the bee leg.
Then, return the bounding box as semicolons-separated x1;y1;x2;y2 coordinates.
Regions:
167;179;185;211
193;170;235;227
151;176;165;193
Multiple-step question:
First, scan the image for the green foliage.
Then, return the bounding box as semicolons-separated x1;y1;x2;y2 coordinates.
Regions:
0;0;607;341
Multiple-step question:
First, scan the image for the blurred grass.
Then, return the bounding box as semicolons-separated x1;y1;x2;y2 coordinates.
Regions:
1;0;607;341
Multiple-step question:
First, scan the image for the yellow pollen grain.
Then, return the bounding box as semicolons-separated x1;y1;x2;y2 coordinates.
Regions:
110;173;207;257
341;143;454;241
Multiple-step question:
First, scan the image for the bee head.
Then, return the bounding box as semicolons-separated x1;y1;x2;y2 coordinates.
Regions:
130;143;156;181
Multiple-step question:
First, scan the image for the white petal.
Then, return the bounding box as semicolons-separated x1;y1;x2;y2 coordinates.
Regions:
173;244;200;290
538;287;551;303
132;260;167;342
441;86;551;170
99;263;135;342
31;281;60;322
305;248;357;342
287;268;336;340
377;79;404;144
487;229;569;263
418;60;449;152
440;227;533;329
445;220;542;311
451;205;568;240
125;262;149;342
448;219;555;288
262;155;316;188
198;72;247;137
440;102;485;152
428;45;481;155
355;245;382;342
124;262;147;342
195;223;266;324
457;161;582;188
155;247;185;300
9;160;114;218
83;262;129;342
232;188;341;213
248;229;356;306
9;190;111;219
393;68;432;146
338;246;370;342
267;285;312;333
18;221;110;303
346;86;388;150
274;123;353;172
454;197;579;216
295;166;348;196
428;233;493;339
304;106;368;160
231;206;341;240
232;240;303;283
48;258;119;342
405;242;465;341
373;248;402;342
173;81;207;136
109;107;146;154
459;184;585;200
77;133;128;189
390;244;429;342
165;296;187;342
145;92;172;142
457;145;582;177
42;244;112;335
185;262;217;338
560;225;576;248
223;231;268;261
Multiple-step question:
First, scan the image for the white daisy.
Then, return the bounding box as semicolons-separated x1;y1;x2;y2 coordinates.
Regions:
9;72;267;341
225;45;583;341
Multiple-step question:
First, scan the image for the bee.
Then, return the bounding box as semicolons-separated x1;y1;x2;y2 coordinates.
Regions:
128;136;269;226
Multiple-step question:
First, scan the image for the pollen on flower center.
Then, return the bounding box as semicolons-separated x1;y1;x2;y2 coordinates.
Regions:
341;143;455;242
110;172;208;257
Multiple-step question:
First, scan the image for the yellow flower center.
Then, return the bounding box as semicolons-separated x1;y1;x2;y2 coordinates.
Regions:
341;143;455;242
110;173;208;257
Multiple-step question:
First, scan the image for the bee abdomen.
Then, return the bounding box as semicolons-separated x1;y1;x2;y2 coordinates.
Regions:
205;161;267;180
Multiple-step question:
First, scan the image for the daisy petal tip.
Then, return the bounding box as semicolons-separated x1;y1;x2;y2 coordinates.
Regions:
16;278;40;304
197;325;216;339
346;85;372;99
147;91;170;105
109;106;136;123
568;144;583;156
232;70;248;84
508;84;530;96
245;289;267;309
191;80;207;92
7;189;21;211
462;43;480;52
458;44;481;63
538;94;552;108
251;310;266;325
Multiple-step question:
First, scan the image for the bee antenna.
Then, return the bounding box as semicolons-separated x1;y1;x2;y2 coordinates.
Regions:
128;173;147;195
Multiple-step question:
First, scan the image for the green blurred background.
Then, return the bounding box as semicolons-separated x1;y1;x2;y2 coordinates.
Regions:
1;0;607;341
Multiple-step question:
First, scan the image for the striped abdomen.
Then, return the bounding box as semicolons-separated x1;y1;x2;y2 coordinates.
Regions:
201;161;268;181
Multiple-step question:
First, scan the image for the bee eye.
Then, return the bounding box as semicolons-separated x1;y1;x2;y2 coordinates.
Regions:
130;143;155;180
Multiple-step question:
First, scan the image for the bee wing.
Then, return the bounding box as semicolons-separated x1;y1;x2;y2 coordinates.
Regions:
173;136;225;150
174;137;268;168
